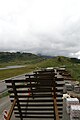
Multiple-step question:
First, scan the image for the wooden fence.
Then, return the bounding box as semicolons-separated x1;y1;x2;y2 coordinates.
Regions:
5;68;64;120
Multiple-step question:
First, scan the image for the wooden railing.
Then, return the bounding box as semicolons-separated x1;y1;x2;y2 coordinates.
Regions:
5;68;65;120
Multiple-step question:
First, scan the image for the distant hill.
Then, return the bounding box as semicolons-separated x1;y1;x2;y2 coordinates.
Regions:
70;58;80;63
37;56;71;68
0;52;44;63
37;56;80;68
0;52;80;64
37;54;54;58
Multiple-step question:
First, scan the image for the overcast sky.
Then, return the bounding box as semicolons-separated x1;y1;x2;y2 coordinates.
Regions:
0;0;80;58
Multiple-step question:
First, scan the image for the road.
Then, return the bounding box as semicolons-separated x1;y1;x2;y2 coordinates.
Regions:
0;65;26;70
0;96;21;120
0;96;11;120
0;81;7;93
0;73;27;93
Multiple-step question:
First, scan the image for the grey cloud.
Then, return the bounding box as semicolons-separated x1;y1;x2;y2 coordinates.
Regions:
0;0;80;58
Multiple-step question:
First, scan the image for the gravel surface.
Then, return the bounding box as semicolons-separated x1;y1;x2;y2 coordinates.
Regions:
0;96;70;120
62;99;70;120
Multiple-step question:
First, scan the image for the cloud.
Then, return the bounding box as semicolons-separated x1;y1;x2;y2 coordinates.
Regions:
70;51;80;59
0;0;80;58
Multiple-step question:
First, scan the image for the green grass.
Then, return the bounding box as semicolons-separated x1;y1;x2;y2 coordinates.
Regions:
0;56;80;82
0;91;9;98
35;57;80;82
67;64;80;81
0;58;43;67
0;64;39;80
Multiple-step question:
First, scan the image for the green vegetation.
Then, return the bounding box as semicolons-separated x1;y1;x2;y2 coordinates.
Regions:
36;56;80;81
0;91;9;98
0;64;38;80
0;52;44;67
0;52;44;79
0;52;80;81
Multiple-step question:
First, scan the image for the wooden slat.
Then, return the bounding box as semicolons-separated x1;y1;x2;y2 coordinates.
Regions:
11;99;54;102
26;73;54;76
11;98;63;103
10;94;53;98
35;69;55;72
14;107;63;111
5;77;63;83
15;104;54;107
7;83;64;89
15;115;54;118
8;89;63;93
14;112;54;115
15;115;63;118
14;102;63;107
14;108;54;111
10;95;63;100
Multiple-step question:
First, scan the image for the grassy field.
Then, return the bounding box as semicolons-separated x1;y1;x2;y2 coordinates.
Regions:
36;57;80;81
0;91;9;98
0;56;80;81
0;64;38;80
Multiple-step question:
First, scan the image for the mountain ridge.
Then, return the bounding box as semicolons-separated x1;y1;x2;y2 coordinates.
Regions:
0;52;80;63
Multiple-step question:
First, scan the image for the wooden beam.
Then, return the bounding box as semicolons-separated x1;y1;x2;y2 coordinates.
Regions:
12;80;23;120
6;98;16;120
53;97;60;120
53;77;60;120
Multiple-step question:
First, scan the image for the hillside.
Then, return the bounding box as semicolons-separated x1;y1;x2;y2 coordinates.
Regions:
0;52;44;67
36;56;80;81
0;53;80;81
37;56;71;67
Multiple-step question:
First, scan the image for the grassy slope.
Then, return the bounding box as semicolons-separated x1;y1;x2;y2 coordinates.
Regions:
0;52;44;80
0;52;44;67
36;56;80;81
0;55;80;81
0;64;38;80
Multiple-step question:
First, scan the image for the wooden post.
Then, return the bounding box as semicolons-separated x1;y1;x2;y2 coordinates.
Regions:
29;75;34;99
12;80;23;120
6;98;16;120
53;77;60;120
53;97;60;120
